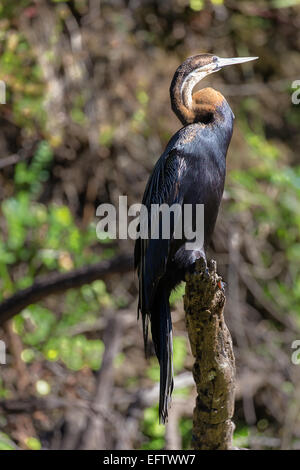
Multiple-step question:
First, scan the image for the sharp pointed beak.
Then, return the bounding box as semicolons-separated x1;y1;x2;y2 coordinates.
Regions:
216;56;258;69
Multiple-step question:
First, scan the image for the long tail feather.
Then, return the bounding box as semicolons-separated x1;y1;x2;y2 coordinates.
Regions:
150;289;174;423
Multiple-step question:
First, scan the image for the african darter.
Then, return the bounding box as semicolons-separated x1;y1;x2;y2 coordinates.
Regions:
134;54;258;422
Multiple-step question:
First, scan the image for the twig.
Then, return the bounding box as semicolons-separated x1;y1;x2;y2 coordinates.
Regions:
0;373;194;413
4;321;31;392
0;144;36;170
165;399;188;450
0;396;89;413
228;229;256;425
79;315;124;449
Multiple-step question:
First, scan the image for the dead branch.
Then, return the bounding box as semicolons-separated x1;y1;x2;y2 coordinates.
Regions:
184;259;236;450
0;254;132;326
0;142;37;170
79;315;124;449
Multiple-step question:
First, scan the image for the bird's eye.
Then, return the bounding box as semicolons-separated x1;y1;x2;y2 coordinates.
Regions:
212;56;218;63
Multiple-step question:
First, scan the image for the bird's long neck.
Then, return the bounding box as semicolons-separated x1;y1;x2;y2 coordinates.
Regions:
170;71;223;126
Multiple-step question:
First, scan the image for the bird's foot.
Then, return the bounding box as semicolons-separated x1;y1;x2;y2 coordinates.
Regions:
208;260;226;292
185;258;226;309
193;251;209;277
193;250;209;276
217;278;226;292
188;257;226;292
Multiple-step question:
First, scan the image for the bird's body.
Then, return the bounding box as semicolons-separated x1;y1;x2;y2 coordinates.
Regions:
134;53;257;422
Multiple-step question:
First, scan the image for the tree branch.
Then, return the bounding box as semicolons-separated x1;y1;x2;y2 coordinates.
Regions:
0;254;133;326
184;259;236;450
0;143;36;170
80;314;124;450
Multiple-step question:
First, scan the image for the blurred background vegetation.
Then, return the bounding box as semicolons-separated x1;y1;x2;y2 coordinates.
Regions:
0;0;300;450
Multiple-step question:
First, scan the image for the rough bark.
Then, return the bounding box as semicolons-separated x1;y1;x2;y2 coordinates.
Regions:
184;258;236;450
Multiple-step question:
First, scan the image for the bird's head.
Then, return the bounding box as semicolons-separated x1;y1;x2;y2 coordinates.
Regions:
170;53;258;125
176;53;258;84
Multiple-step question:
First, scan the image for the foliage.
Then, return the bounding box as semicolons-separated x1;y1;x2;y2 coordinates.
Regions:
229;126;300;320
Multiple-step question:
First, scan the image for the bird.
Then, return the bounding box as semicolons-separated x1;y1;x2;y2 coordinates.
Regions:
134;53;258;423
